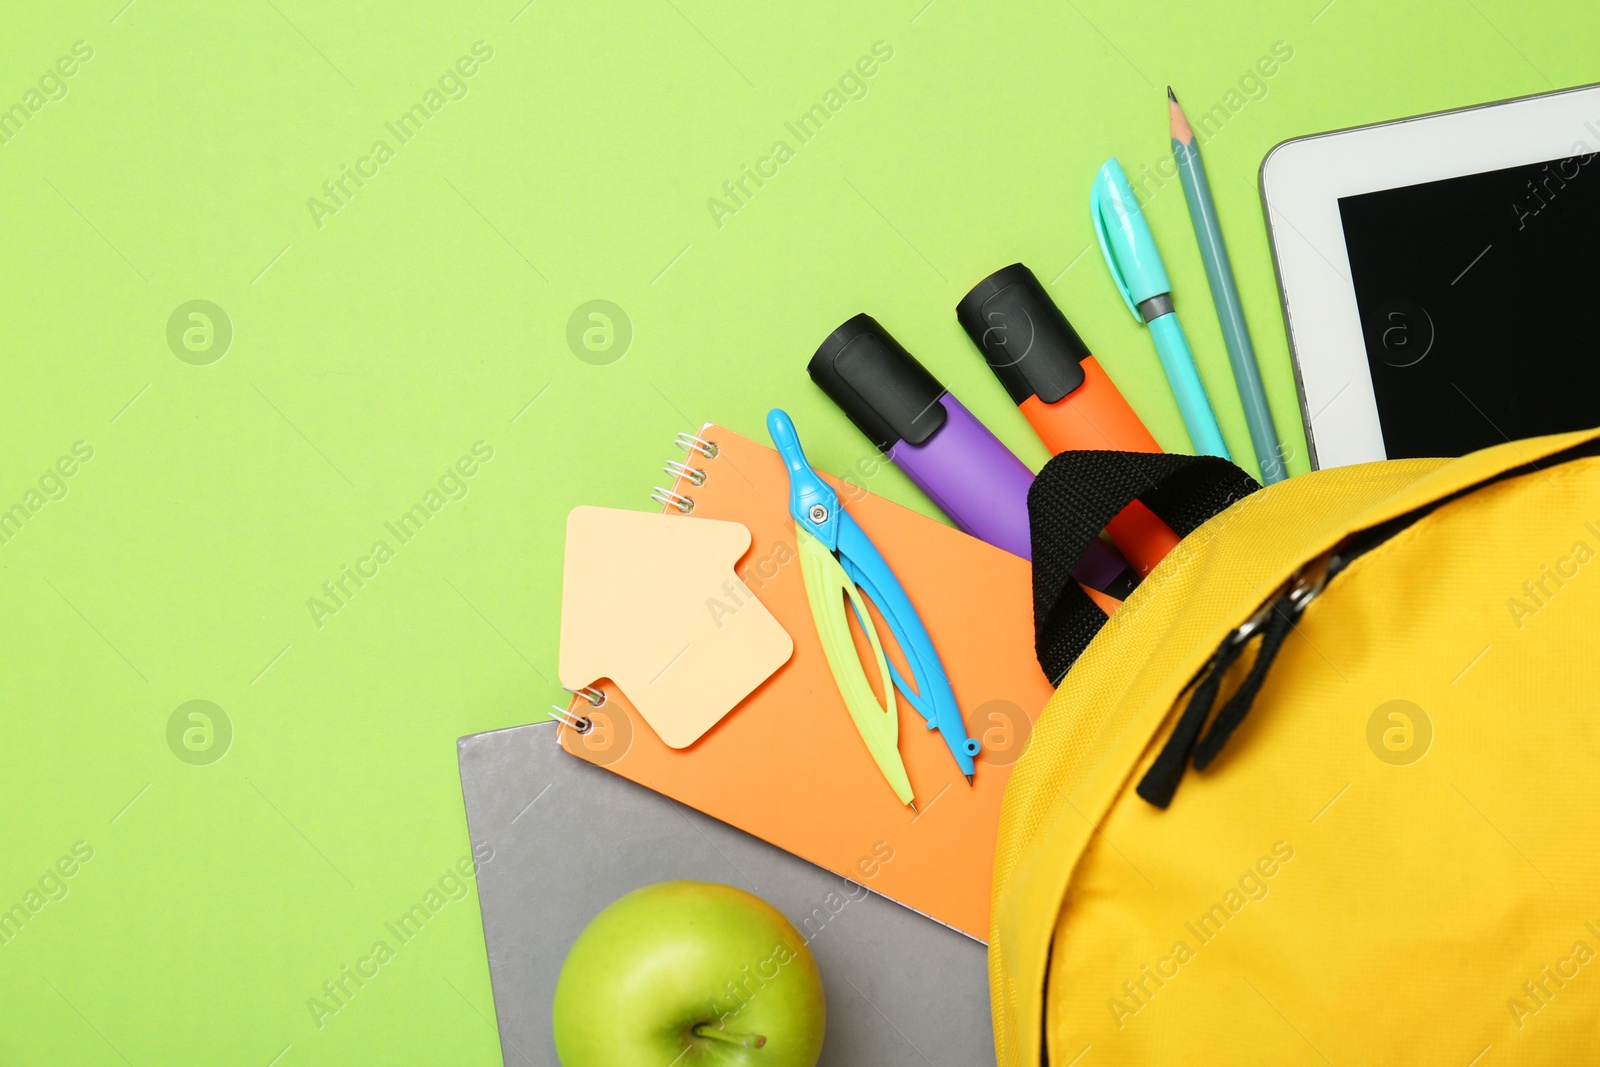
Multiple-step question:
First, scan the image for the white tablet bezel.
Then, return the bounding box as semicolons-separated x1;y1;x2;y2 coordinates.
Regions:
1261;82;1600;469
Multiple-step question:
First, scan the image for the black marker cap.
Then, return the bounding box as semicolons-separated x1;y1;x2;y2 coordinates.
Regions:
809;314;948;453
956;263;1090;405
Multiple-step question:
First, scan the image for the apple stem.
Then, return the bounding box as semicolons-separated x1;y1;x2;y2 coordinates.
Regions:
692;1023;768;1049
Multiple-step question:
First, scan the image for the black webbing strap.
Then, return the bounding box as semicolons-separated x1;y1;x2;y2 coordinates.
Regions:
1029;451;1260;684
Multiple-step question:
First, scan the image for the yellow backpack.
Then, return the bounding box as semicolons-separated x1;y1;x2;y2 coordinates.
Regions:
991;426;1600;1065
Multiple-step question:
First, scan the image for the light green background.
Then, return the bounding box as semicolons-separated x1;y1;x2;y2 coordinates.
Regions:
0;0;1591;1062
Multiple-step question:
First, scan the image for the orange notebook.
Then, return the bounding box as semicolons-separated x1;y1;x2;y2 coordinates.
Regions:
557;424;1054;940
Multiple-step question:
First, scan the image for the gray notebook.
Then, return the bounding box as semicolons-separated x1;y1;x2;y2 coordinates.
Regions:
456;721;994;1066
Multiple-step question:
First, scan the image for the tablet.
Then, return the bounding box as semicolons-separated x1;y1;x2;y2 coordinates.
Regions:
1261;83;1600;469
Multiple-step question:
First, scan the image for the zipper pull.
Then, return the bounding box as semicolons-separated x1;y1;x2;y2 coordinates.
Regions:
1286;541;1340;614
1224;539;1344;650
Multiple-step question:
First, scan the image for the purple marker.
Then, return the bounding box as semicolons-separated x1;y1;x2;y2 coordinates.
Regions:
809;314;1134;596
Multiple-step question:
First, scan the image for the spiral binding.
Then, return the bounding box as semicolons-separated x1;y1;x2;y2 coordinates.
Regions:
664;459;707;487
675;431;718;459
651;487;695;513
565;685;607;708
548;704;592;732
650;430;719;515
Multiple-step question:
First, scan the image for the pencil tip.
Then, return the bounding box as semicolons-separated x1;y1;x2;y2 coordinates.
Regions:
908;801;918;813
1168;89;1193;145
965;774;975;787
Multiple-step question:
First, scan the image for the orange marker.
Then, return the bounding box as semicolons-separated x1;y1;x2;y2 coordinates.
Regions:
957;263;1180;576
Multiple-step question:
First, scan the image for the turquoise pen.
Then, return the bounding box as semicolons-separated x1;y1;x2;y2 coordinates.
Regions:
1090;158;1231;460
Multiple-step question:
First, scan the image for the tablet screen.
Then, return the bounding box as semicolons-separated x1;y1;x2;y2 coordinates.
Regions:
1338;151;1600;459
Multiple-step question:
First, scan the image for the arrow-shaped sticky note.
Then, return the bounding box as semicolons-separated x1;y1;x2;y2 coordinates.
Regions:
559;507;794;748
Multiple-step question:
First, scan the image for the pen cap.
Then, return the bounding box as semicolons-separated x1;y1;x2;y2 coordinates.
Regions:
1090;158;1171;319
809;314;948;453
956;263;1091;405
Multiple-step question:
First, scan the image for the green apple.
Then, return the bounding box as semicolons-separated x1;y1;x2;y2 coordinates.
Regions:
552;880;826;1066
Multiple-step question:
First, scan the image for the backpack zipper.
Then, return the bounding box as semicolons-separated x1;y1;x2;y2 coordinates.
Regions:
1136;434;1600;809
1225;540;1341;651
